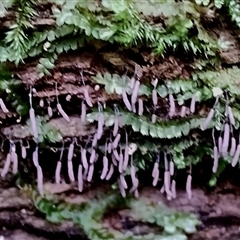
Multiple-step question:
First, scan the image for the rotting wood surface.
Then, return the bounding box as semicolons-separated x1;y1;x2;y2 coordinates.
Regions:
1;179;240;240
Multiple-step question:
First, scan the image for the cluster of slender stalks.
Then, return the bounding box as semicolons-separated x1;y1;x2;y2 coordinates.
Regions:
122;76;197;120
201;91;239;173
0;71;219;201
0;71;197;199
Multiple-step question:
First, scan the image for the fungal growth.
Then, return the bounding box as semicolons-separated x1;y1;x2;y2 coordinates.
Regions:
47;99;53;118
29;87;38;139
230;128;236;157
113;104;122;137
180;105;187;117
0;56;238;204
55;142;64;184
77;164;83;192
97;102;104;140
2;2;240;224
168;94;175;117
0;73;235;203
39;98;44;107
163;152;172;200
67;138;75;182
100;144;109;180
81;147;89;174
131;78;140;111
1;152;11;178
200;90;240;171
122;89;132;111
123;131;129;171
212;129;219;173
190;93;196;113
232;133;240;167
55;83;70;122
152;153;160;187
138;99;144;116
81;101;86;122
80;70;93;107
186;169;192;200
33;145;44;196
201;95;220;130
20;140;27;159
0;98;9;113
11;142;18;174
